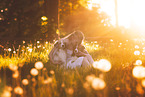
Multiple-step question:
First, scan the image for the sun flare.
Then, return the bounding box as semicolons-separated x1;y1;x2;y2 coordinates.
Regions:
80;0;145;31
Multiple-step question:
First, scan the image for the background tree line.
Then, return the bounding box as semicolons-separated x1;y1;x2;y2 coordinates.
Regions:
0;0;125;41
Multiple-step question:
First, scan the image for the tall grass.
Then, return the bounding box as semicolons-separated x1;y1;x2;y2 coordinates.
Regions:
0;39;145;97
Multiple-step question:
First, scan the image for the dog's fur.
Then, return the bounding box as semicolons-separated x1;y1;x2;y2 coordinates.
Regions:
52;38;67;66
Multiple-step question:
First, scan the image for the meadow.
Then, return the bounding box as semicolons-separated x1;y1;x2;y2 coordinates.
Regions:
0;38;145;97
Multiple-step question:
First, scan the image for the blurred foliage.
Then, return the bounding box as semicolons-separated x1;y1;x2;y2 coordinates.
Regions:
0;0;117;40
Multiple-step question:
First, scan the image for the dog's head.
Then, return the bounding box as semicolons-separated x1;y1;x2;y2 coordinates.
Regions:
55;38;68;49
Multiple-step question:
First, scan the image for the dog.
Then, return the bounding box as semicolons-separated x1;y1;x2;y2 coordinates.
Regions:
52;38;67;66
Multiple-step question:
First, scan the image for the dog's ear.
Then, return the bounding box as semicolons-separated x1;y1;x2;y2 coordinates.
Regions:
54;40;59;46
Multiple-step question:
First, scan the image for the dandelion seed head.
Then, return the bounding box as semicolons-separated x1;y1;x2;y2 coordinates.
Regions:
22;79;29;85
14;86;23;95
67;88;74;95
50;70;55;75
135;45;139;49
9;64;18;71
93;59;111;72
134;50;140;55
12;71;19;78
91;78;106;90
132;66;145;79
30;68;38;76
141;79;145;87
134;60;142;65
35;61;43;70
2;90;11;97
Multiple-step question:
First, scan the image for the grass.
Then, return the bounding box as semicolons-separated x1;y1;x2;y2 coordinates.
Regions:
0;39;145;97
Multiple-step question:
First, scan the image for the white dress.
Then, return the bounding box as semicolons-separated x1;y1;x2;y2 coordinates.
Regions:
66;49;84;69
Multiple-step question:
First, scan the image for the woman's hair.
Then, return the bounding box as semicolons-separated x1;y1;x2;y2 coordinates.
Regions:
73;30;84;44
66;30;84;45
62;30;84;49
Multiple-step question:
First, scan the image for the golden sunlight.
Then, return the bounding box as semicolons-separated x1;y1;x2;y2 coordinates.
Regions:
80;0;145;31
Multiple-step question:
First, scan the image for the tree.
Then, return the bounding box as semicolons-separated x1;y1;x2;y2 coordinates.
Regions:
61;6;113;37
0;0;43;39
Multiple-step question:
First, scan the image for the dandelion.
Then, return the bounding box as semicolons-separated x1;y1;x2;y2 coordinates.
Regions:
14;86;23;95
31;78;36;82
91;78;106;90
141;79;145;87
13;51;16;53
6;86;13;92
8;48;11;52
50;70;55;75
83;82;90;89
23;41;25;44
12;71;19;78
93;59;111;72
110;39;113;42
67;88;74;95
37;41;40;44
30;68;38;76
37;45;41;48
86;74;96;83
135;45;139;49
28;48;32;52
34;61;43;70
115;87;120;91
43;77;53;84
46;41;48;44
22;79;29;85
9;64;18;71
132;66;145;79
1;91;11;97
41;16;48;21
134;60;142;65
99;73;104;79
134;50;140;55
61;83;65;87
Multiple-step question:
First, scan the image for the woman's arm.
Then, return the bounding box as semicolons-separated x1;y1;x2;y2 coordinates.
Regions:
48;43;63;65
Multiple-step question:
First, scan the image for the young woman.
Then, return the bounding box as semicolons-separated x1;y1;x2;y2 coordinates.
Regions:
49;30;94;68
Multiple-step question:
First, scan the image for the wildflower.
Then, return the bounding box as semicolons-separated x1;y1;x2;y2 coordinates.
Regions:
8;48;11;52
12;71;19;78
67;88;74;95
132;66;145;78
83;82;90;89
91;78;106;90
35;61;43;70
141;79;145;87
28;48;32;52
115;87;120;91
9;64;18;71
93;59;111;72
61;83;65;87
86;74;96;83
37;41;40;43
43;77;53;84
46;41;48;44
30;68;38;76
6;86;13;92
135;45;139;49
134;60;142;65
50;70;55;75
134;50;140;55
14;86;23;95
1;90;11;97
22;79;29;85
31;78;36;82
